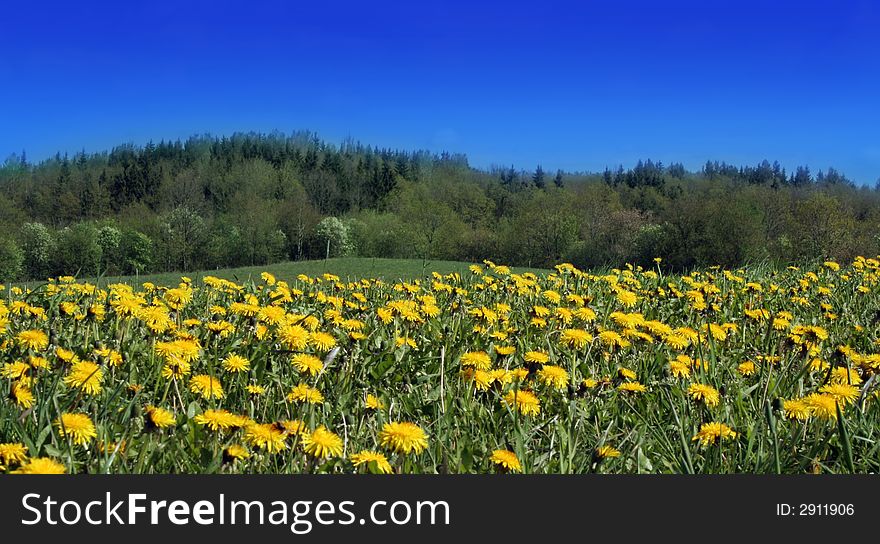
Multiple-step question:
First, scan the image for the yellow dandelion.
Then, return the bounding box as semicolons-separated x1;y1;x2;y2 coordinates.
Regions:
193;409;240;431
669;360;691;378
145;406;176;429
596;445;621;459
537;365;569;390
351;450;393;474
461;351;492;370
292;353;324;376
302;426;344;459
12;457;66;474
63;361;104;395
618;382;647;393
246;384;266;395
365;394;385;410
559;329;593;349
0;442;29;469
224;444;251;462
802;393;839;420
489;449;522;473
309;331;337;351
244;423;288;453
523;350;550;364
687;383;720;407
189;375;225;400
17;330;49;351
737;361;756;377
615;289;638;307
56;413;97;446
495;345;516;356
782;399;811;421
692;422;737;447
378;422;429;455
278;324;310;350
222;354;250;373
287;383;324;404
818;383;860;406
502;389;541;416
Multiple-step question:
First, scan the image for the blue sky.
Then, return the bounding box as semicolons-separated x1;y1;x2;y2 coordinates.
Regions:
1;0;878;183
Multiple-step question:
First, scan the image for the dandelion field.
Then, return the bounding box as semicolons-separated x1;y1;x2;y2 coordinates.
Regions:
3;258;880;475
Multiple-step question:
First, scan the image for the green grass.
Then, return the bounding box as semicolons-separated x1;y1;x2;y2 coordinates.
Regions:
20;258;550;289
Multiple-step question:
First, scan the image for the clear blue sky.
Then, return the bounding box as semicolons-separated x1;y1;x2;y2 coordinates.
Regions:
2;0;878;183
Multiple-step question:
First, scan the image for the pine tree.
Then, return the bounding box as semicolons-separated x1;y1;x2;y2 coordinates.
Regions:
533;165;545;189
553;169;564;188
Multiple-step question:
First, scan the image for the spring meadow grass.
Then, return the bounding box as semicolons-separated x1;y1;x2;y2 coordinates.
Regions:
2;257;880;475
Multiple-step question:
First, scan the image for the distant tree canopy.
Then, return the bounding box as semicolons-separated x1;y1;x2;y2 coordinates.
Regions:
0;130;877;280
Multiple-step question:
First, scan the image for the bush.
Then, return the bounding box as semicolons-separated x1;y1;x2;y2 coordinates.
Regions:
54;223;101;277
19;222;55;279
0;237;24;281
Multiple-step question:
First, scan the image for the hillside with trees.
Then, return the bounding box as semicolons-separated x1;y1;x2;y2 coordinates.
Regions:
1;131;878;281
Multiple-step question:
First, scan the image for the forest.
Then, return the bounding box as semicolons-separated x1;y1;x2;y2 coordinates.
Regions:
1;131;878;281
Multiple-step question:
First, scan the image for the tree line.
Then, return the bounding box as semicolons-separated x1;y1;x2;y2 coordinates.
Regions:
1;131;878;281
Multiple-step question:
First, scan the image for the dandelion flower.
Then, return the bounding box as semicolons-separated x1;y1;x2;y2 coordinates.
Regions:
292;353;323;376
537;365;569;390
560;329;593;349
819;383;860;406
244;423;288;453
287;383;324;404
618;382;647;393
247;384;266;395
63;361;104;395
489;449;522;473
737;361;756;377
12;457;66;474
145;406;175;429
0;443;29;469
616;289;638;307
502;389;541;416
189;375;224;400
524;351;550;364
309;331;336;351
461;351;492;370
617;367;637;381
495;345;516;356
664;332;690;350
351;450;393;474
596;445;621;459
365;394;385;410
12;383;34;409
782;399;811;421
379;422;429;455
687;383;720;407
802;393;839;420
193;409;240;431
278;324;310;350
222;354;250;373
692;422;737;447
669;359;691;378
17;330;49;351
275;419;309;438
302;426;344;459
56;413;97;446
224;444;251;462
1;361;30;380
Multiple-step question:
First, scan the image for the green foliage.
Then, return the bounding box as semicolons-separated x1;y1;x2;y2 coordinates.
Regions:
97;225;122;274
0;237;24;281
119;229;153;275
54;222;101;277
19;222;56;279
